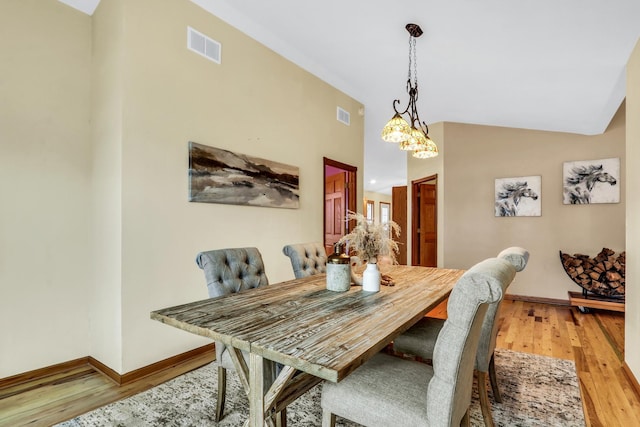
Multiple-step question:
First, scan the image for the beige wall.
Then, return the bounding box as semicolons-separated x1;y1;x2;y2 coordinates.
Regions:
110;0;364;373
0;0;92;377
625;38;640;382
90;0;125;372
408;107;626;300
0;0;364;377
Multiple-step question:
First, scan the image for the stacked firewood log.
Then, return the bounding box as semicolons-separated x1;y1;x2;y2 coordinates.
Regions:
560;248;625;298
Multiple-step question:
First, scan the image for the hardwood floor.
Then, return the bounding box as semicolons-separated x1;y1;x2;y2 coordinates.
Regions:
0;351;215;427
1;300;638;426
496;300;640;427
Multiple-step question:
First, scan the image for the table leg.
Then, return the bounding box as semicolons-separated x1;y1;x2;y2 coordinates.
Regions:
249;353;266;427
276;408;287;427
248;354;307;427
229;347;250;395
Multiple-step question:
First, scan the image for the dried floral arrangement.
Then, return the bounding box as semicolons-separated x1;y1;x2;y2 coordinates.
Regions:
338;211;401;264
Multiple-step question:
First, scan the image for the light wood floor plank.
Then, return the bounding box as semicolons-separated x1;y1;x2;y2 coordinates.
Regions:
573;308;639;427
578;370;606;427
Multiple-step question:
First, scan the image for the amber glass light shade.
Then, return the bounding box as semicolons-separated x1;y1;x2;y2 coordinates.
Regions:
412;136;439;158
399;127;427;151
381;113;411;143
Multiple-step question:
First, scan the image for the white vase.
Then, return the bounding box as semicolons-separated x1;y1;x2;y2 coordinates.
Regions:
362;263;381;292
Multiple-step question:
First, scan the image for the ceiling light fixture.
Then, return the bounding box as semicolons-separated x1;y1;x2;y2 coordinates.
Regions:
381;23;438;159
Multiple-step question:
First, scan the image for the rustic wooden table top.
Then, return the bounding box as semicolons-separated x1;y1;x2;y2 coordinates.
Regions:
151;265;464;383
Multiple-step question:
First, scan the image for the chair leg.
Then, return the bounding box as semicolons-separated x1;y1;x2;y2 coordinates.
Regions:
276;407;287;427
488;353;502;403
216;366;227;422
322;410;336;427
477;371;496;427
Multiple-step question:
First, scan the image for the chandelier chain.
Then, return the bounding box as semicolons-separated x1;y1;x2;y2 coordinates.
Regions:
407;36;412;83
412;35;418;95
407;36;419;95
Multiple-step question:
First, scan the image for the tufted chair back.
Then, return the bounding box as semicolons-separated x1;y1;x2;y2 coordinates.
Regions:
282;242;327;279
194;247;270;422
196;247;269;298
196;247;269;364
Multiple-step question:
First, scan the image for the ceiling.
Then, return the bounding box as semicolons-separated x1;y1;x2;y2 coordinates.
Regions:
60;0;640;194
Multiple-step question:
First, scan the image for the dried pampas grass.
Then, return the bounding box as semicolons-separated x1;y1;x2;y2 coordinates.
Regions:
338;211;400;264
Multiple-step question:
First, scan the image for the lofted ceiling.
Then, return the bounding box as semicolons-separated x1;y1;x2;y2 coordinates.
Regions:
59;0;640;194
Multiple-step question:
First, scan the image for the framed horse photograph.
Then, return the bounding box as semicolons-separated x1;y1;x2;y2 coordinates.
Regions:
495;176;541;217
562;157;619;205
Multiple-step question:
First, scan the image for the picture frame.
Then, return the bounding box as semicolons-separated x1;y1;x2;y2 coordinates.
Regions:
494;176;541;217
562;157;619;204
188;142;300;209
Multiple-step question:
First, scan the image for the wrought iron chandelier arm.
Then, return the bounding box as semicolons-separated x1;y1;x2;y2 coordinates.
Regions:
420;120;430;135
392;98;411;116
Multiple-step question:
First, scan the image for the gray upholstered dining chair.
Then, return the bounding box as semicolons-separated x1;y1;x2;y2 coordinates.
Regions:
195;247;269;422
321;257;515;427
282;242;327;278
393;247;529;427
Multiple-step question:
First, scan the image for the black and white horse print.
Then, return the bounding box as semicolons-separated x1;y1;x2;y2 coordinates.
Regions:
563;164;617;204
495;181;539;216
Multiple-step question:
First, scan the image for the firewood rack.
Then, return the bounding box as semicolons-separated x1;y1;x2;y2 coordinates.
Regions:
559;250;625;313
567;289;625;314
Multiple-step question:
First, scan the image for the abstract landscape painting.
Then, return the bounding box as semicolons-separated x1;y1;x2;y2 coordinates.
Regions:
562;157;619;204
189;142;300;208
495;176;541;217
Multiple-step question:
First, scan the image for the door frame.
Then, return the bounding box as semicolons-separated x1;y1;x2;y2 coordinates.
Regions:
323;157;357;252
411;174;438;266
392;186;408;265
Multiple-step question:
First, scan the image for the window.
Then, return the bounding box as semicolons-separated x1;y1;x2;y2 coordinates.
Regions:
380;202;390;225
380;202;391;237
365;200;374;223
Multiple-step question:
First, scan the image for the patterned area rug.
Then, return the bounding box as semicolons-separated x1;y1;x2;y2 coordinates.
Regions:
57;349;584;426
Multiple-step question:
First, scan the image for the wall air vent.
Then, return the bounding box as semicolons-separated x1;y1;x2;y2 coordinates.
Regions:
337;107;351;126
187;26;221;64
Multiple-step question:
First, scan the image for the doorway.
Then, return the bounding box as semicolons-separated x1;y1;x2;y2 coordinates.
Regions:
411;174;438;267
323;158;357;254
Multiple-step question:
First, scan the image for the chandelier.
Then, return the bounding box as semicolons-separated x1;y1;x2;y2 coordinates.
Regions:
381;23;438;159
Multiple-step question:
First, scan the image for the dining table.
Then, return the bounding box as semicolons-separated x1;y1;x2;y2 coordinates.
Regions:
150;264;464;427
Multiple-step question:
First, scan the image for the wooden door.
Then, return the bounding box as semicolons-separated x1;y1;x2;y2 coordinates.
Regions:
417;183;437;267
392;186;408;265
411;176;437;267
325;172;346;254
